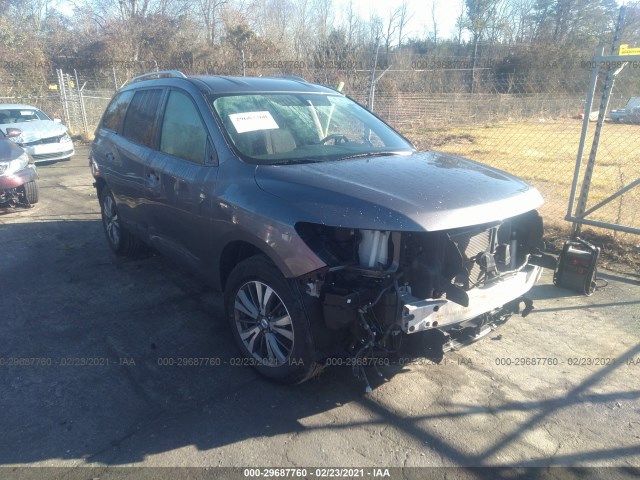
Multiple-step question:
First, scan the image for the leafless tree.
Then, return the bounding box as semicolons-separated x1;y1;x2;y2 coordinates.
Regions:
396;0;413;48
312;0;332;44
455;1;465;44
9;0;51;31
430;0;439;44
197;0;227;46
382;5;408;54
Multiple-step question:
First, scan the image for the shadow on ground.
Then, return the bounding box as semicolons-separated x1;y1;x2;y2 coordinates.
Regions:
1;219;639;472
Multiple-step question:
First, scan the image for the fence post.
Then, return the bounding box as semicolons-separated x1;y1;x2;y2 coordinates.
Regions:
112;67;118;91
572;6;626;235
57;68;71;127
75;69;89;136
367;40;379;111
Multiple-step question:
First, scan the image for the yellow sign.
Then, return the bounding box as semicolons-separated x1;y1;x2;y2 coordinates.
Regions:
48;84;58;90
619;44;640;56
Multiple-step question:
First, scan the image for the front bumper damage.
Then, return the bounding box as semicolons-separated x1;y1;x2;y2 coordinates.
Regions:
21;138;75;163
297;209;555;391
400;264;542;334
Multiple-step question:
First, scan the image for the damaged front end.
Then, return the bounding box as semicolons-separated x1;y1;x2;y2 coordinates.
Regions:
0;162;38;209
296;210;555;390
0;184;34;208
1;133;38;209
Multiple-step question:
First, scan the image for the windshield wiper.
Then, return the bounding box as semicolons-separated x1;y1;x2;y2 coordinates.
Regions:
272;158;322;166
339;151;409;161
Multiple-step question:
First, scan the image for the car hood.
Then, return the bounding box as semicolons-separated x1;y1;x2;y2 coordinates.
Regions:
0;138;27;163
0;121;68;142
254;151;543;232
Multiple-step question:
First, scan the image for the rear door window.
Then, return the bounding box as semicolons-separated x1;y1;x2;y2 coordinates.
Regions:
122;89;162;147
159;90;208;164
102;91;134;133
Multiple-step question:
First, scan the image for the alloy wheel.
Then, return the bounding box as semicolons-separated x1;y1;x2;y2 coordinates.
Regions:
233;280;295;366
102;194;120;246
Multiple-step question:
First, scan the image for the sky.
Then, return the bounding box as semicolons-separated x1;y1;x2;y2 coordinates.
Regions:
347;0;464;40
51;0;633;44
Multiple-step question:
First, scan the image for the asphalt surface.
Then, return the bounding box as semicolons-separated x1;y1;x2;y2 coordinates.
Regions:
0;146;639;477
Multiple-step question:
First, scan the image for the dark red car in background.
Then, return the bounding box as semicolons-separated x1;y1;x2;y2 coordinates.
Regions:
0;127;39;208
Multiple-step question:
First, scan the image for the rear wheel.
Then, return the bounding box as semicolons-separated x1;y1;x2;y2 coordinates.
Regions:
100;186;143;256
224;255;322;384
23;180;39;204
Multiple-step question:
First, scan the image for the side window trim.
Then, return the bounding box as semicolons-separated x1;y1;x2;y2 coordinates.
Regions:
206;138;217;166
152;88;170;149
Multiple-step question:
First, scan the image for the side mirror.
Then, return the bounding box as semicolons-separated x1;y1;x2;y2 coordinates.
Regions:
6;128;22;138
53;119;62;123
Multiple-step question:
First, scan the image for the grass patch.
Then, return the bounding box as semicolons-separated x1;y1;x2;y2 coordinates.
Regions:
402;120;640;244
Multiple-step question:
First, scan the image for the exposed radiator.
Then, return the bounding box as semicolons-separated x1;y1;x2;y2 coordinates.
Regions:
449;227;495;287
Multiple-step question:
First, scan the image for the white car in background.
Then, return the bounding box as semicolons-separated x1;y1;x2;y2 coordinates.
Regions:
609;97;640;124
0;104;74;162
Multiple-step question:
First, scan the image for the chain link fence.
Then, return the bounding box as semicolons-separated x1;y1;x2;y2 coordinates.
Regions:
360;71;637;243
565;59;640;239
1;60;638;241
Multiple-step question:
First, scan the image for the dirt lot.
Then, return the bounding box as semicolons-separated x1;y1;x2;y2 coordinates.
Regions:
1;146;639;478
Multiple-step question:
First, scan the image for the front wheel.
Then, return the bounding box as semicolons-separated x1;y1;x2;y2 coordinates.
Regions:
22;180;39;204
224;255;322;384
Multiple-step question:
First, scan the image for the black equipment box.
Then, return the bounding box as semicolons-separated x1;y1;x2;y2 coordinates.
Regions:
554;237;600;296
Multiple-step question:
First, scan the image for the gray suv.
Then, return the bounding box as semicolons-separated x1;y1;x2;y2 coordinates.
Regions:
91;71;551;386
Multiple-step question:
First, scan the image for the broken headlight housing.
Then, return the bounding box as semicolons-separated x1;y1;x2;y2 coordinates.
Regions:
0;152;30;176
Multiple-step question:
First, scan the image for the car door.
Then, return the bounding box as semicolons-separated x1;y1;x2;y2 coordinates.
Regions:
99;88;163;237
93;90;137;226
145;88;219;274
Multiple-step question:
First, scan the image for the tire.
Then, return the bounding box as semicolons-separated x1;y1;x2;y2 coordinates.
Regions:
99;186;143;256
224;255;323;384
23;180;39;204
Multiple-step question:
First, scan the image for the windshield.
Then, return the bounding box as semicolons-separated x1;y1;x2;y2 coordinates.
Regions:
210;93;413;164
0;108;50;124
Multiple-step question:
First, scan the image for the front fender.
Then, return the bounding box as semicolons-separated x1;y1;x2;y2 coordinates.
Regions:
0;165;37;190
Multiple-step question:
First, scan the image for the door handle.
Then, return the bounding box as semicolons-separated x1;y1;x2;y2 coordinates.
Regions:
147;170;160;186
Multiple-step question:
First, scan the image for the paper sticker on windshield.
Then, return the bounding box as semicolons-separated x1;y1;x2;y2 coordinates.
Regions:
229;111;279;134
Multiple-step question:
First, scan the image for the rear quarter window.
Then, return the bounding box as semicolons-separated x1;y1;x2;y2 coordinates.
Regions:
101;91;134;132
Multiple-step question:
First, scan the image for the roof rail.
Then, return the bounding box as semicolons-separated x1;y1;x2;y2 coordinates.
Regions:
264;75;307;83
126;70;188;86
